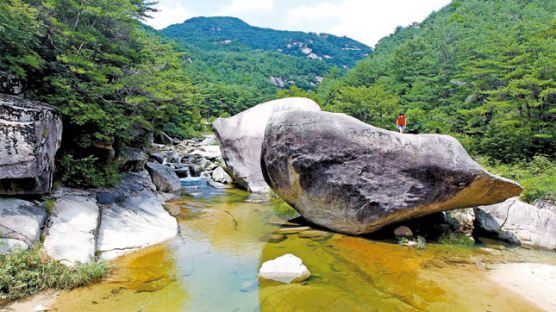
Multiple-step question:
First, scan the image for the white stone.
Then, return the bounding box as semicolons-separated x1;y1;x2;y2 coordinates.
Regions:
43;194;99;266
259;254;311;283
97;189;178;260
0;238;29;255
213;97;321;193
212;166;233;184
476;197;556;249
191;145;222;160
0;198;47;245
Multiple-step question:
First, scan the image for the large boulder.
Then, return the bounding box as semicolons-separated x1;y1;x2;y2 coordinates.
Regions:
96;171;178;260
0;198;47;251
213;97;321;192
475;197;556;249
0;93;62;195
145;162;182;193
43;193;99;266
261;111;522;235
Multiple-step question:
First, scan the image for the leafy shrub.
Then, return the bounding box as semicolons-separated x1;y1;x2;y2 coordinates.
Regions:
439;232;475;247
415;236;427;250
0;245;108;301
479;156;555;203
57;155;121;188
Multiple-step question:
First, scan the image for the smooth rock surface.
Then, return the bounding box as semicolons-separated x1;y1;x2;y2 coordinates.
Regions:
146;162;182;193
117;148;148;171
43;194;99;266
97;171;178;260
0;198;47;245
261;111;522;234
212;166;233;184
259;254;311;283
0;93;63;194
213;97;321;192
0;238;29;254
475;197;556;249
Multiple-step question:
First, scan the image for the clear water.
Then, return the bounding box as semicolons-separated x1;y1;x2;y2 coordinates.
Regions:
53;178;555;311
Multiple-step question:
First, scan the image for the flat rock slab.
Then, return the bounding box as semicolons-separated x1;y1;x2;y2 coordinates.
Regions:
259;254;311;283
261;111;522;234
0;198;47;245
475;197;556;249
43;194;99;266
97;171;178;260
213;97;321;192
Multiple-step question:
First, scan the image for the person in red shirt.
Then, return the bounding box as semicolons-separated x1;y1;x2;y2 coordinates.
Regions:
396;112;406;133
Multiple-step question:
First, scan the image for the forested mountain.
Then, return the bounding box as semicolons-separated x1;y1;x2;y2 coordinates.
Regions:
321;0;555;161
162;17;371;69
159;17;371;97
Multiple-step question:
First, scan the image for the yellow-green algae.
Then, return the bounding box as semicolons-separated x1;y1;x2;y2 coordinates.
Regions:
52;185;554;312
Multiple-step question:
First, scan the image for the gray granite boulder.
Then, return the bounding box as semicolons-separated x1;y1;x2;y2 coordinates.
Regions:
96;171;178;260
145;162;182;193
117;148;148;171
0;238;28;255
0;93;62;194
212;166;233;184
213;97;321;192
261;111;522;235
475;197;556;249
42;193;99;266
0;198;47;248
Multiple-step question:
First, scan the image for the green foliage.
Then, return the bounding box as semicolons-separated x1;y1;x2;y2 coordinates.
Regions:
57;155;121;188
162;16;371;69
479;156;555;203
0;245;108;301
44;198;55;215
321;0;555;161
439;233;475;247
397;237;409;245
277;85;323;105
0;0;203;187
319;0;555;202
415;236;427;250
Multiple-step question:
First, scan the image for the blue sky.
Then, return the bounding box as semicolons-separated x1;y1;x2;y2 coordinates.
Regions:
145;0;451;47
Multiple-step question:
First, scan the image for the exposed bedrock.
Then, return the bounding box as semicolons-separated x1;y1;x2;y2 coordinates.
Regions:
212;97;321;192
0;93;62;195
261;111;522;235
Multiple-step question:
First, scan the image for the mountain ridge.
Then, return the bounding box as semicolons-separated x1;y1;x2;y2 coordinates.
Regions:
161;16;371;69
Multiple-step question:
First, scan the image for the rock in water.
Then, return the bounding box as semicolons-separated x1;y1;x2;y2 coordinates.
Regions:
259;254;311;283
0;93;62;195
213;97;321;192
145;162;182;193
261;111;522;235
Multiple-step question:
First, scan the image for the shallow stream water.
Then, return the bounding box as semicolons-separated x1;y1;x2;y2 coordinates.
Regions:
53;178;555;311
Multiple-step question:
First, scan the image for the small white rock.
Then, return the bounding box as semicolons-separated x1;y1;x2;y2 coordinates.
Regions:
258;254;311;283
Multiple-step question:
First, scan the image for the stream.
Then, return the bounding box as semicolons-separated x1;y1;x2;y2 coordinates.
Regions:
52;178;556;312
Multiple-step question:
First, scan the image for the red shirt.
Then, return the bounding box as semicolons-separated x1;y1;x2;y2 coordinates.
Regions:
397;115;406;126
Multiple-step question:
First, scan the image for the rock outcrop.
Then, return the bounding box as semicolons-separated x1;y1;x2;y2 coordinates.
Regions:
146;162;182;193
43;193;99;266
0;198;47;254
475;197;556;249
213;97;321;192
0;93;62;194
261;111;522;234
259;254;311;283
96;171;178;260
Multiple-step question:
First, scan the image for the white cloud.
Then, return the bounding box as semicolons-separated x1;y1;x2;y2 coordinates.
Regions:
286;0;451;46
147;0;195;30
217;0;275;16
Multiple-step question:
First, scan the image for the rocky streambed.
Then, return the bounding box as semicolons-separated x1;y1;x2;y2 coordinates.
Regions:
17;180;554;312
